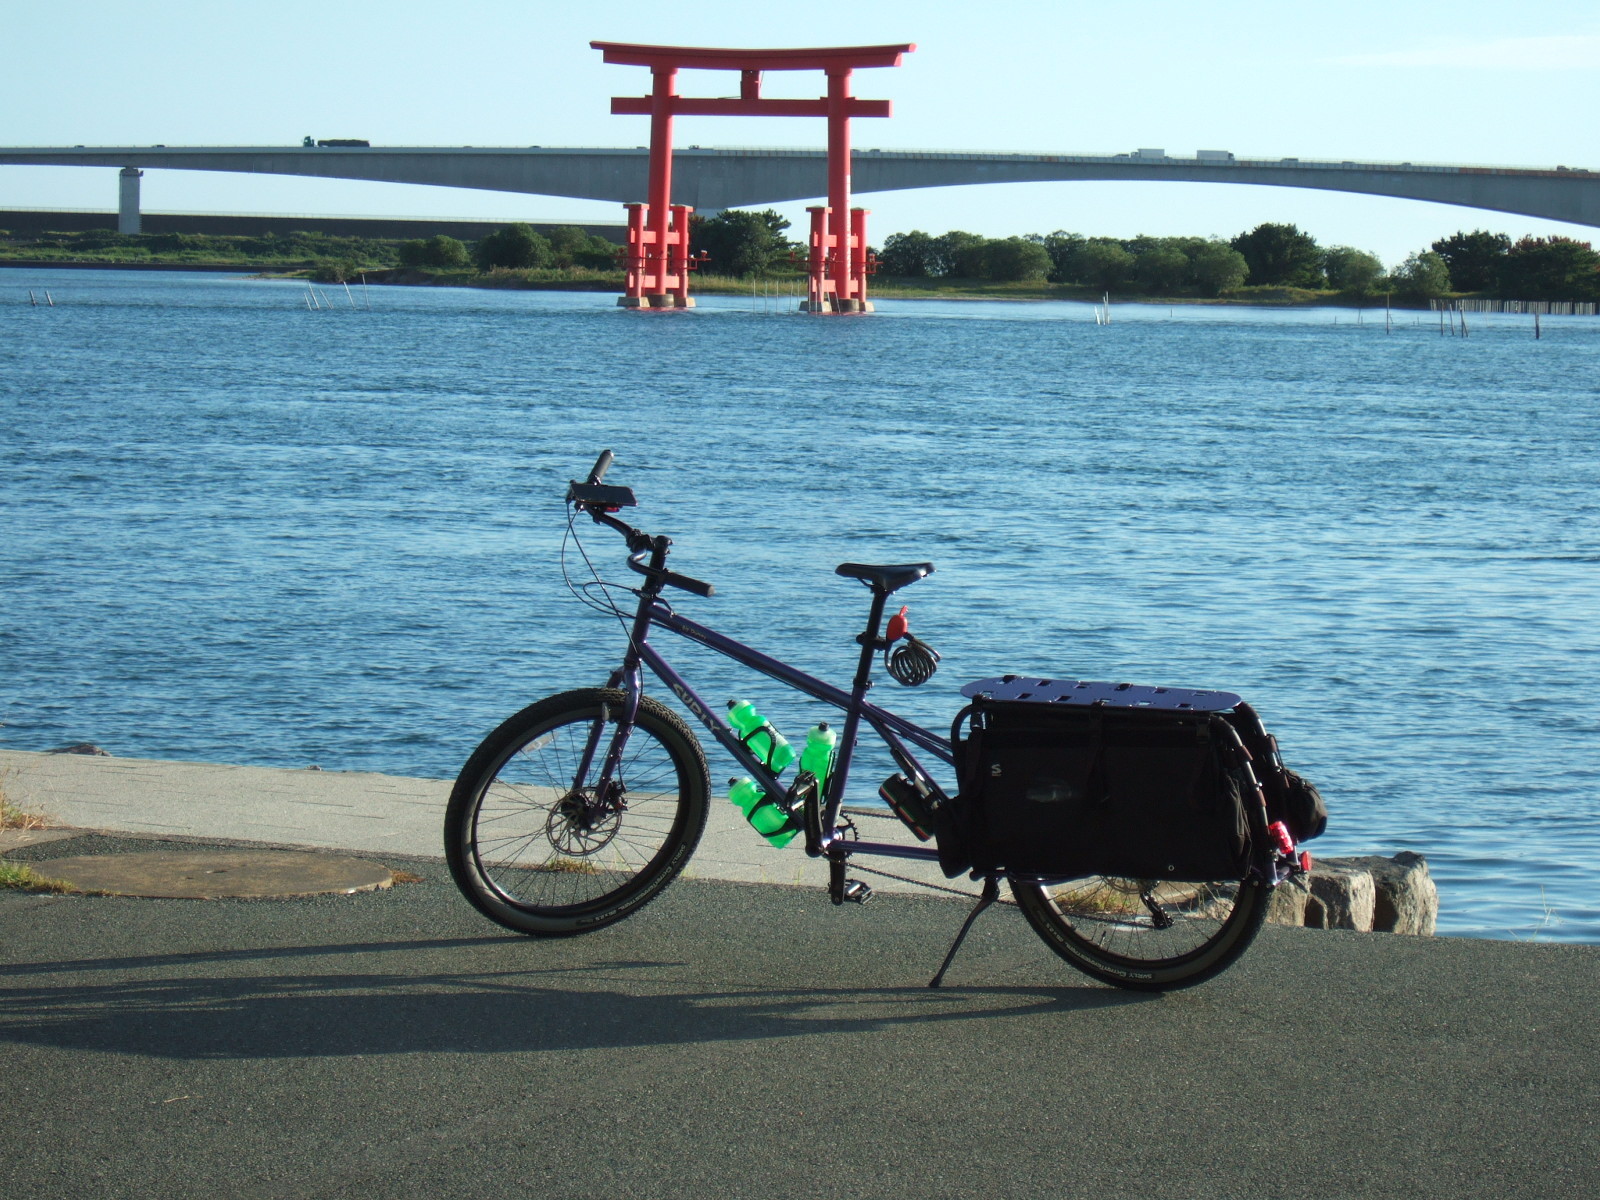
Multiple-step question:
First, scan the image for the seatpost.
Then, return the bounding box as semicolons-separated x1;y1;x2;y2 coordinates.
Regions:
852;588;891;691
821;588;890;844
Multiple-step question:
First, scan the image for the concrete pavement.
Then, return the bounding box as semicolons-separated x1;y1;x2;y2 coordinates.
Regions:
0;748;959;896
2;834;1597;1199
4;750;1598;1196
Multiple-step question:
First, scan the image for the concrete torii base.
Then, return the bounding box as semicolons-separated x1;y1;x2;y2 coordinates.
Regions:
799;298;874;313
617;294;695;308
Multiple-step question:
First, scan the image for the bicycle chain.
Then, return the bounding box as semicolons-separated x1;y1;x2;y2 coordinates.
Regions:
834;810;1019;906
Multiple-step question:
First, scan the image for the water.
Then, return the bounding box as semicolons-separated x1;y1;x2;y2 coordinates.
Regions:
4;269;1598;942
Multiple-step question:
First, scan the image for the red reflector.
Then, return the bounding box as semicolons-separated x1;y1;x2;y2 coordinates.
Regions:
1267;820;1294;856
1299;851;1313;872
885;605;909;643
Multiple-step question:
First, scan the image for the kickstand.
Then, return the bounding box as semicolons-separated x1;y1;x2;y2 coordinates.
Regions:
928;875;1000;989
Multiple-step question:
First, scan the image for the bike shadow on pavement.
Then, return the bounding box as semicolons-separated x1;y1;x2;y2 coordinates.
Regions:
0;941;1155;1060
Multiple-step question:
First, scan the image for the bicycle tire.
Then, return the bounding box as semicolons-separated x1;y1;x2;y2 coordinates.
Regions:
1011;869;1270;991
445;688;709;936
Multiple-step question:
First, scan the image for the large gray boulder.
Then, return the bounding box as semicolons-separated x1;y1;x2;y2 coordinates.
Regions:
1323;852;1438;935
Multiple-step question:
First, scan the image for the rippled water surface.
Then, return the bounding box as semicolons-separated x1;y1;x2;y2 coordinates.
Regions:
4;269;1598;941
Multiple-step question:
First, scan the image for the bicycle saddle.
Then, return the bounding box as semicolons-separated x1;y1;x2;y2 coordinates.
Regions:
835;562;935;594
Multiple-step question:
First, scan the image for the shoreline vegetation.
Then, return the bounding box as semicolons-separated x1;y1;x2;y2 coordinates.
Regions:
5;215;1597;308
0;255;1437;308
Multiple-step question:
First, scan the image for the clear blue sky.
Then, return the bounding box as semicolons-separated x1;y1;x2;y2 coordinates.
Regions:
4;0;1598;265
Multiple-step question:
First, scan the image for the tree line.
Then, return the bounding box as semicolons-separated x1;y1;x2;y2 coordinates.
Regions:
9;219;1592;301
883;223;1600;301
398;224;619;272
668;210;1600;301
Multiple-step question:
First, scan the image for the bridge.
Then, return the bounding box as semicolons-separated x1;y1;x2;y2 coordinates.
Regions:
4;144;1598;233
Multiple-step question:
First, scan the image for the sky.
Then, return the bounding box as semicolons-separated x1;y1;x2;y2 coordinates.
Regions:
4;0;1599;266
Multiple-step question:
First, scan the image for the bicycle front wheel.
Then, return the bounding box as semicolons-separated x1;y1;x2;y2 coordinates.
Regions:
445;688;709;936
1011;870;1269;991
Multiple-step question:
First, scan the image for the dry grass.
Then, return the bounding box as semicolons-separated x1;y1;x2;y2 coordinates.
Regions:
0;770;51;831
1051;878;1211;916
544;857;602;875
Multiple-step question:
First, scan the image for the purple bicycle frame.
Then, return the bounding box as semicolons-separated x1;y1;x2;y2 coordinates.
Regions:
605;597;953;865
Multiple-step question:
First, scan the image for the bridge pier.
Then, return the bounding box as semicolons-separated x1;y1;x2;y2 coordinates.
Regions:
118;167;143;234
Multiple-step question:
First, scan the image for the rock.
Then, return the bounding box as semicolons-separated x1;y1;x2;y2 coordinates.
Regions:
1324;852;1438;936
1305;860;1377;931
47;743;110;756
1264;852;1438;935
1265;874;1312;926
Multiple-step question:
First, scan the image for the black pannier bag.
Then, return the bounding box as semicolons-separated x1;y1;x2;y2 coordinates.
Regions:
940;677;1255;882
1222;700;1328;844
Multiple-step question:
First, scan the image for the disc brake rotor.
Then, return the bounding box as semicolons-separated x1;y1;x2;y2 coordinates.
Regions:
547;790;622;855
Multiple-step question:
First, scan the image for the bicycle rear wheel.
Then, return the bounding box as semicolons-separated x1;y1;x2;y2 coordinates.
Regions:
445;688;709;936
1011;870;1268;991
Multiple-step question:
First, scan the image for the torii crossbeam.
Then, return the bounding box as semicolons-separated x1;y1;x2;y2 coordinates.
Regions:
593;41;914;312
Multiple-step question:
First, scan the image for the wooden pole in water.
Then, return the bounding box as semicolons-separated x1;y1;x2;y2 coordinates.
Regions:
1535;312;1542;339
29;291;37;306
343;281;357;309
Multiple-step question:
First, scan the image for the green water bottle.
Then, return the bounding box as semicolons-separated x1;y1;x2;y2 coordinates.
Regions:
727;700;796;773
729;777;799;848
798;722;837;797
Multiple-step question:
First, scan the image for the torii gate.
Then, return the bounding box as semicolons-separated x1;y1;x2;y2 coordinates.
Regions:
592;41;914;312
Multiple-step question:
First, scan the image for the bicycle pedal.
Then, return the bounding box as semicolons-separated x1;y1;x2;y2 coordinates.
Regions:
842;879;873;904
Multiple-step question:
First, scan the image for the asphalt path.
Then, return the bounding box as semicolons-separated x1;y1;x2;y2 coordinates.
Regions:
3;835;1596;1199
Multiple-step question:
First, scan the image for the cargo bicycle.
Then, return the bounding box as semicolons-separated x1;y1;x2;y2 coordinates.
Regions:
444;452;1323;990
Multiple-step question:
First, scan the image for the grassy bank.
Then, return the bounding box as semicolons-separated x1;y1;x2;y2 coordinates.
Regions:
356;266;1407;307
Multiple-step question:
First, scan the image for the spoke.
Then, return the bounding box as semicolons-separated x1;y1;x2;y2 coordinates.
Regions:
467;706;693;911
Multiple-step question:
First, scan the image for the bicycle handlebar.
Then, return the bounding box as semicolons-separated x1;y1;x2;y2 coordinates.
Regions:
628;551;716;598
570;451;715;598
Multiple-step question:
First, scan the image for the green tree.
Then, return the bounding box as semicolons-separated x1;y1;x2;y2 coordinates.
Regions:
1230;222;1323;287
474;223;552;271
1065;238;1136;291
545;225;618;269
1392;250;1451;299
1497;236;1600;300
1430;230;1510;292
980;236;1052;281
930;230;988;277
309;257;360;283
398;234;470;269
1132;238;1190;293
1187;241;1248;296
1039;230;1085;283
1323;246;1386;295
878;230;938;276
691;209;793;277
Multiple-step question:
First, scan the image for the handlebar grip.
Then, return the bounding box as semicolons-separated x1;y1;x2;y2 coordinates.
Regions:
587;449;614;486
626;553;715;597
662;570;715;598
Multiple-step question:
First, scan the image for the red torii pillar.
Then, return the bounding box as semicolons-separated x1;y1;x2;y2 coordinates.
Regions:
592;41;914;312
